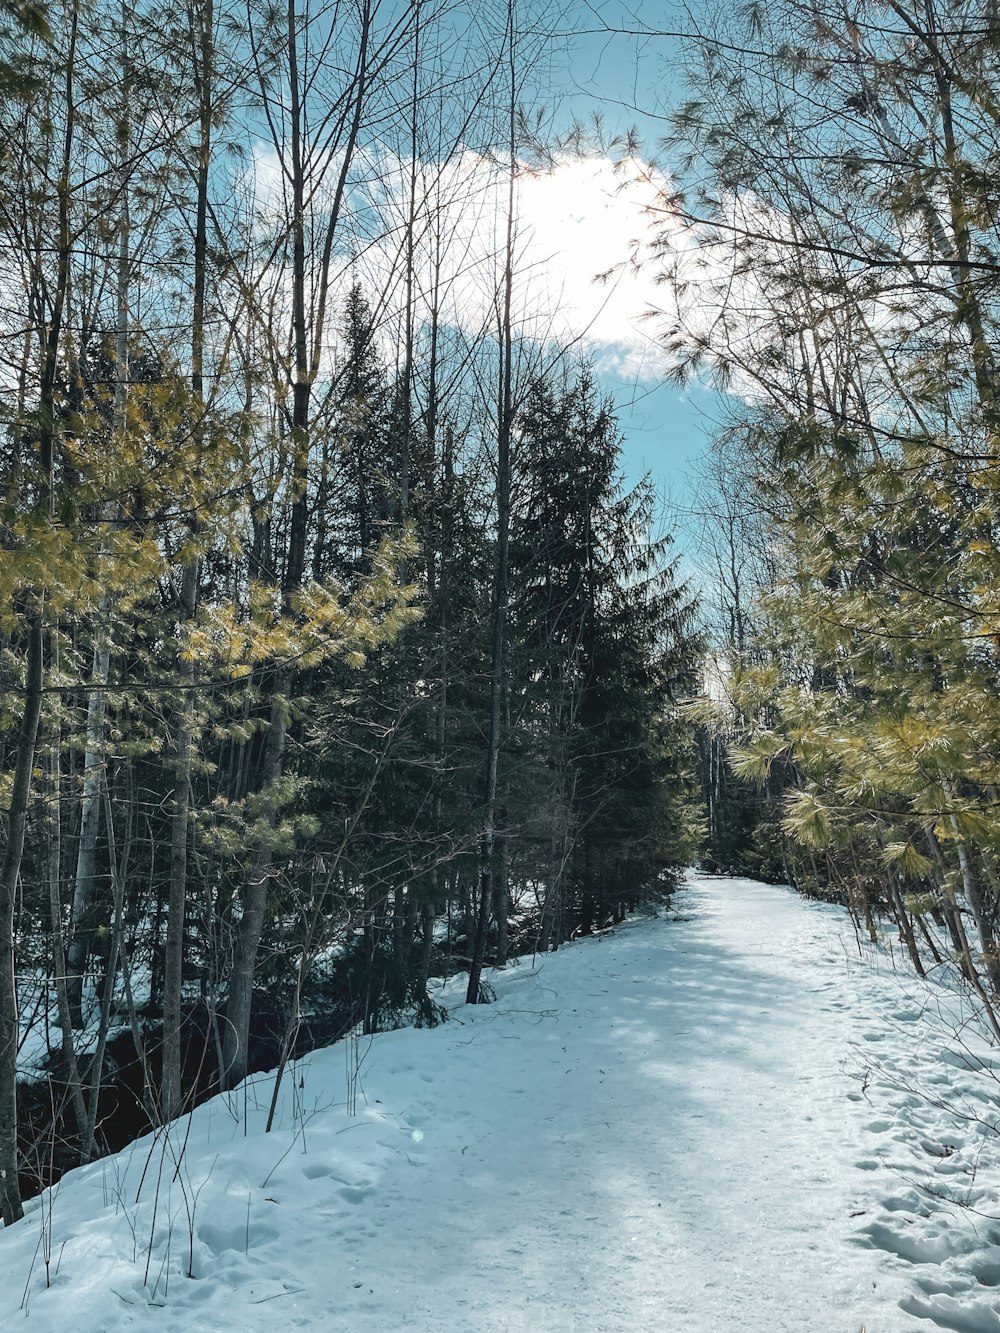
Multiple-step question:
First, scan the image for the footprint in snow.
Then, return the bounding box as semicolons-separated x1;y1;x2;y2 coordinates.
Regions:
861;1219;976;1266
339;1184;375;1205
971;1260;1000;1289
898;1291;1000;1333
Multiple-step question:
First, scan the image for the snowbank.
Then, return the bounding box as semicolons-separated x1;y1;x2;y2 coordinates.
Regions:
3;877;1000;1331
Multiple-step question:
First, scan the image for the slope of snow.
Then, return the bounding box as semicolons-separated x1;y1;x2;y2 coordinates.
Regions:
3;876;1000;1332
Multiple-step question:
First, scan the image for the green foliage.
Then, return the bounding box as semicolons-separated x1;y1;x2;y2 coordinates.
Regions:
508;367;703;908
781;789;831;850
668;0;1000;991
883;843;935;880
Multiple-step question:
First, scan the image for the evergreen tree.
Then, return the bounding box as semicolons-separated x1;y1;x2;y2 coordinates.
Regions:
660;0;1000;1012
510;367;702;946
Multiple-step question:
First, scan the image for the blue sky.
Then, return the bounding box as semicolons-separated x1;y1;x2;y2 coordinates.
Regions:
541;4;728;520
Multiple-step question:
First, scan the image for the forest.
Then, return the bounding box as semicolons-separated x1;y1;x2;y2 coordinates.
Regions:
685;0;1000;1034
0;0;702;1228
3;0;1000;1273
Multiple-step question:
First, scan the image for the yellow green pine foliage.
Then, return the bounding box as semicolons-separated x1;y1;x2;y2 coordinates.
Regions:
184;532;420;678
0;359;421;812
729;421;1000;972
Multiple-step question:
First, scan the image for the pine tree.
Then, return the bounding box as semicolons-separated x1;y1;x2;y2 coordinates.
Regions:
510;366;702;946
660;0;1000;1003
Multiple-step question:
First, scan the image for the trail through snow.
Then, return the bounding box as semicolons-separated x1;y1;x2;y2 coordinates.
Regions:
3;876;1000;1331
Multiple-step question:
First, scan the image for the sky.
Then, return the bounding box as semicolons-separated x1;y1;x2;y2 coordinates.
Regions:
251;2;727;544
522;3;729;526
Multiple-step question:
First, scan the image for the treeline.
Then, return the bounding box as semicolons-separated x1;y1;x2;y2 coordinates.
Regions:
0;0;701;1223
668;2;1000;1016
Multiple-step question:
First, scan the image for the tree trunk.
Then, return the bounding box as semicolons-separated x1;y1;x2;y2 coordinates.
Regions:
163;645;194;1121
163;0;214;1126
495;827;510;966
0;613;43;1226
80;783;128;1163
887;873;924;977
416;899;435;999
953;828;1000;993
467;14;516;1005
221;678;289;1089
67;629;110;1028
46;662;88;1148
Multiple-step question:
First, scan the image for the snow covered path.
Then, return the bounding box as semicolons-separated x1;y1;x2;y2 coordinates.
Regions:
4;876;1000;1331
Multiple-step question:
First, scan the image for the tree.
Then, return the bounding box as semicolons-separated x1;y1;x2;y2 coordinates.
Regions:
218;0;424;1088
509;366;702;948
0;0;710;1228
653;0;1000;1000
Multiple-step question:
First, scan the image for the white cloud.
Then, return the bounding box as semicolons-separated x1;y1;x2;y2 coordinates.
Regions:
245;138;926;424
247;145;686;382
482;153;679;371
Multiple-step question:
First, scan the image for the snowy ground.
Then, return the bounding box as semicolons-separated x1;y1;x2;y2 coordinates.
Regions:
4;876;1000;1332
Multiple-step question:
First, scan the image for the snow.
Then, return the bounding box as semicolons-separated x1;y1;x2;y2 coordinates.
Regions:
4;875;1000;1331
